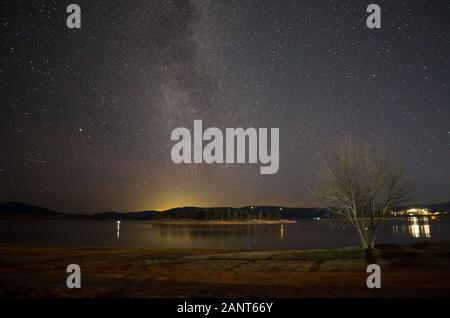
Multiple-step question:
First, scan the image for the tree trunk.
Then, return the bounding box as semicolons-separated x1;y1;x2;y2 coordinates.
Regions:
355;222;369;249
368;224;379;249
365;247;377;264
369;233;377;249
355;222;377;263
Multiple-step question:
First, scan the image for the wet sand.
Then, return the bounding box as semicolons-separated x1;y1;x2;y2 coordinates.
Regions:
0;242;449;297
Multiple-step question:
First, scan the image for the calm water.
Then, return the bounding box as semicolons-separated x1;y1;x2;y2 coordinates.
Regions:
0;217;449;249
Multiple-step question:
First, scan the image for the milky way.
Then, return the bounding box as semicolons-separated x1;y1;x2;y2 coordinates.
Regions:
1;0;449;213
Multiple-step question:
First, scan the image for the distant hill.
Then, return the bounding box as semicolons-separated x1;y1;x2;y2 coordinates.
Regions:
393;201;450;213
243;206;326;219
93;206;326;220
0;202;68;219
0;201;448;220
95;210;159;220
0;202;324;220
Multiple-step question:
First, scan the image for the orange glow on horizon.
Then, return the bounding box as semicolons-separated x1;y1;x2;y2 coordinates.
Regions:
136;189;216;211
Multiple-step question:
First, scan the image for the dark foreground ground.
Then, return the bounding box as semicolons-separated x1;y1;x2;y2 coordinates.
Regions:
0;241;449;297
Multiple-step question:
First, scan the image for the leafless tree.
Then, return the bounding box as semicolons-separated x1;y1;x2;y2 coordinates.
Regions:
312;139;412;250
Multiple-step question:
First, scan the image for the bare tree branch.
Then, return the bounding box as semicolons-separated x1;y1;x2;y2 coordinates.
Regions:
311;139;412;250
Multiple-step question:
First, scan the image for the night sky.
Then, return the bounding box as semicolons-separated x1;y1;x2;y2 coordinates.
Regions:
1;0;449;213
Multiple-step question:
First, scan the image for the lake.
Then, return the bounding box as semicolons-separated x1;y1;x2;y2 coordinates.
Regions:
0;216;449;249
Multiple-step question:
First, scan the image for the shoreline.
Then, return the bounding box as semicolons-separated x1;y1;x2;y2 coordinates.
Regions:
0;241;449;297
1;215;448;222
0;218;298;224
142;219;297;225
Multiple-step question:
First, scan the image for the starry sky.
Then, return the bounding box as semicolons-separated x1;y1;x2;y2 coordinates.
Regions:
1;0;449;213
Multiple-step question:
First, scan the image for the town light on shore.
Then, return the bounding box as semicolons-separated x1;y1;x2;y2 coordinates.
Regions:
391;208;445;217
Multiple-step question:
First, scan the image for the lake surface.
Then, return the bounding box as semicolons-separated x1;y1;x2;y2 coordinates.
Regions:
0;217;449;249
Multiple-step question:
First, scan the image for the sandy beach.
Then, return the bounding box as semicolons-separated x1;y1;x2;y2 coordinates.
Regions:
0;241;449;298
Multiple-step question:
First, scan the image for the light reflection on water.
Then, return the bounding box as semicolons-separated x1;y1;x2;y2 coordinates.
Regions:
280;224;284;239
408;217;430;238
393;216;432;239
0;217;448;249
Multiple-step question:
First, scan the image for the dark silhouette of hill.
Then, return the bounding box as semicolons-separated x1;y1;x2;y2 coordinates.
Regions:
425;201;450;212
241;206;325;219
0;201;70;219
0;201;448;220
0;202;94;220
394;201;450;212
95;210;159;220
0;202;324;220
